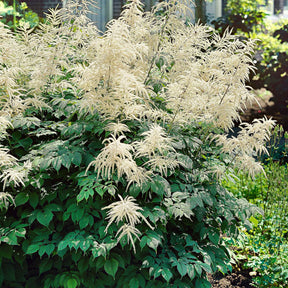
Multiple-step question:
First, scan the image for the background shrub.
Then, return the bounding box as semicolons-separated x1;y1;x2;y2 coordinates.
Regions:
0;0;39;30
223;126;288;287
213;0;288;111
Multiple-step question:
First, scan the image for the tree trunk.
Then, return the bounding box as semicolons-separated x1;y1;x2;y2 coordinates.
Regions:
195;0;206;23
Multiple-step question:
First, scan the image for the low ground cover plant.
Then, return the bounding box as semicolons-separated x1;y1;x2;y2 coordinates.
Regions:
223;126;288;287
0;0;275;287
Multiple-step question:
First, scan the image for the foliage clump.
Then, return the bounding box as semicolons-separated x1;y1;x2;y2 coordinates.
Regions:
223;126;288;287
0;0;275;287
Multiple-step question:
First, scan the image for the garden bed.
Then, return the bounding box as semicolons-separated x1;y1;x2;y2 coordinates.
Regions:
208;269;255;288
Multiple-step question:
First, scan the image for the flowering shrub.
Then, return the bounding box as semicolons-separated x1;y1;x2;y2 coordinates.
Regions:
0;0;275;287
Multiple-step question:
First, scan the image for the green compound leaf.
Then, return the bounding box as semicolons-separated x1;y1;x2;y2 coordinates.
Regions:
38;243;55;257
104;258;119;279
77;187;94;202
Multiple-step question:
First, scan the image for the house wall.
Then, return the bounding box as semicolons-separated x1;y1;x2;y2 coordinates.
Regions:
206;0;222;23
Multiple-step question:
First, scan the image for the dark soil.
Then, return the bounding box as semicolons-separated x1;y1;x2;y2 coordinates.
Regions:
208;269;256;288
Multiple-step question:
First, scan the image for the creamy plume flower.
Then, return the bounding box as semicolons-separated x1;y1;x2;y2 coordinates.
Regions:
135;124;175;158
105;122;131;136
0;160;32;189
115;224;141;253
146;155;180;177
214;117;276;177
103;195;153;231
0;192;15;210
0;147;17;167
87;135;149;186
102;195;154;252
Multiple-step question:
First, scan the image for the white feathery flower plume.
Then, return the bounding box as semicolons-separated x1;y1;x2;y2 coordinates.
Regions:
87;135;149;186
214;117;276;178
102;195;154;253
135;124;180;175
0;160;32;189
135;124;175;158
0;192;15;210
105;122;131;136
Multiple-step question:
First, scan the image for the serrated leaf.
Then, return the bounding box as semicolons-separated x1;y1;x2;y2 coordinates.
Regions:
187;265;195;280
79;239;92;252
15;193;29;206
79;216;90;229
161;267;173;282
39;157;52;171
29;192;39;209
190;195;203;209
37;209;53;227
66;278;78;288
39;258;53;275
147;237;160;252
61;153;72;169
71;207;84;223
194;263;202;276
58;240;69;251
177;261;187;277
95;185;105;197
199;262;212;274
51;156;62;172
151;175;170;197
1;233;18;245
72;152;82;166
146;231;162;252
208;231;219;245
129;184;141;198
129;278;139;288
104;258;118;279
201;192;213;206
77;188;94;202
26;243;40;254
140;236;147;250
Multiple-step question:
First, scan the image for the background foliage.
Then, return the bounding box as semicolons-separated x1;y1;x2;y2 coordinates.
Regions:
212;0;288;109
0;0;39;29
223;126;288;287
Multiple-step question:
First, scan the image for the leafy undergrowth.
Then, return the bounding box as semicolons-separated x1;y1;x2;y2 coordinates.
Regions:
223;127;288;287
